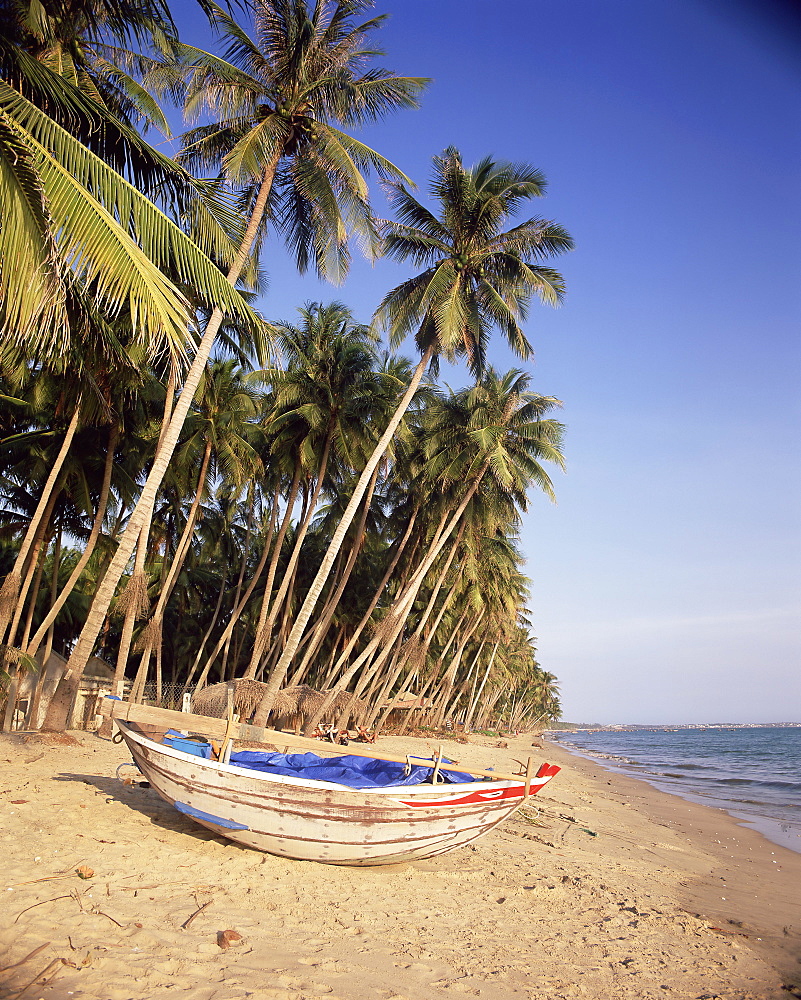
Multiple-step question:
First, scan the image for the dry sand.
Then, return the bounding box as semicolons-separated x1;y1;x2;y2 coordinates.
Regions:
1;728;799;1000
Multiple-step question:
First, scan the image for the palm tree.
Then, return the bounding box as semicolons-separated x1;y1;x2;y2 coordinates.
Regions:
254;152;572;722
0;47;260;368
242;302;382;677
296;367;565;734
0;0;263;654
44;0;425;728
127;357;264;697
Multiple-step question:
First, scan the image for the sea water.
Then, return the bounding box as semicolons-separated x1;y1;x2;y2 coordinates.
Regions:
549;726;801;854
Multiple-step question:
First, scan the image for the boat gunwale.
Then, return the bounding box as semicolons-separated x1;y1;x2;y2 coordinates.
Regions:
118;721;527;799
101;697;539;785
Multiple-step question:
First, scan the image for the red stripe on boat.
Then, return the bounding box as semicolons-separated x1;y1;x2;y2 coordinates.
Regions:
395;765;560;808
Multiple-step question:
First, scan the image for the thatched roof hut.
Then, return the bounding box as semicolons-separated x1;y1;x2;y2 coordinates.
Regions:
192;679;293;721
280;685;324;717
330;690;367;721
191;680;367;729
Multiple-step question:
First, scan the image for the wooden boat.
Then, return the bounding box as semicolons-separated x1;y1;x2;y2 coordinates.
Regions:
101;698;560;866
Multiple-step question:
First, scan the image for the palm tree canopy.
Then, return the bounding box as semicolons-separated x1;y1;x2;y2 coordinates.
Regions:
0;84;265;364
176;0;428;281
375;147;574;377
0;1;266;364
422;368;565;506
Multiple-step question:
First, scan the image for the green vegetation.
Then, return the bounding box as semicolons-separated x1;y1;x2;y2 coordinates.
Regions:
1;1;568;735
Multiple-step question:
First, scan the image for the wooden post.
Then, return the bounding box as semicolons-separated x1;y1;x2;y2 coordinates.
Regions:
525;756;533;798
431;744;443;784
2;676;19;732
221;713;239;764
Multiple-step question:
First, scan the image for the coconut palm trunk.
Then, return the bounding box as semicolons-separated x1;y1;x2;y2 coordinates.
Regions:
430;611;484;729
220;482;258;679
25;423;119;657
181;569;228;693
395;578;466;735
288;464;381;686
311;505;419;690
0;400;81;644
252;344;435;724
192;492;286;691
349;568;458;735
132;436;213;696
463;639;499;732
43;158;279;729
4;489;59;652
19;523;54;651
300;475;480;737
245;428;335;678
197;469;295;688
406;604;472;723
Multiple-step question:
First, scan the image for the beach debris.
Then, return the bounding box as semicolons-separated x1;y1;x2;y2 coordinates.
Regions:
75;865;94;880
181;899;213;930
0;942;50;972
7;956;65;997
217;929;242;950
517;806;549;828
13;895;72;924
708;925;750;938
8;872;83;888
61;952;93;969
91;908;123;927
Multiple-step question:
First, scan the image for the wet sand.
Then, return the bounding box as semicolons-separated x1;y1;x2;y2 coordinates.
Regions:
1;728;799;1000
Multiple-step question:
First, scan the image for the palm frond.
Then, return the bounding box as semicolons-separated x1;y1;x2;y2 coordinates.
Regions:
0;88;264;361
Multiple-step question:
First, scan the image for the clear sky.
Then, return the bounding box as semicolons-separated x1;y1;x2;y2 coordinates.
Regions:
174;0;801;724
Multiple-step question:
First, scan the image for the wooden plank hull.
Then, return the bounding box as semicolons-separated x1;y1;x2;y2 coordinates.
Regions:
117;722;559;866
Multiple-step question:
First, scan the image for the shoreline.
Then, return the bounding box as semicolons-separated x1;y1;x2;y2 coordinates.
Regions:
1;728;800;999
541;737;801;986
546;730;801;856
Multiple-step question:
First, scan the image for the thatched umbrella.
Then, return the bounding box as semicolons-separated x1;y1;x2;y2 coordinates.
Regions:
269;685;366;732
192;680;366;732
330;690;368;727
281;686;366;726
192;679;293;722
272;685;325;734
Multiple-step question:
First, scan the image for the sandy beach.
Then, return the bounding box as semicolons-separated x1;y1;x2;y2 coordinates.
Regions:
1;728;800;1000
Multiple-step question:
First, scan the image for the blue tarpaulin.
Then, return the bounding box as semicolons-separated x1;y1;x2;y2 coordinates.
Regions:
227;750;478;788
161;731;477;788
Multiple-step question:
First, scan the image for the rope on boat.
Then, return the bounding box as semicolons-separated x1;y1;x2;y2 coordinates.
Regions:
115;761;143;783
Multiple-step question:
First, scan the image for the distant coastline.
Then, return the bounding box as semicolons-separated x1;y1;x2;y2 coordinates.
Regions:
546;720;801;731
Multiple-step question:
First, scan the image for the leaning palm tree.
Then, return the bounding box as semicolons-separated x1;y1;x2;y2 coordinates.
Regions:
297;367;565;735
44;0;426;728
253;147;573;724
0;0;263;650
243;302;383;678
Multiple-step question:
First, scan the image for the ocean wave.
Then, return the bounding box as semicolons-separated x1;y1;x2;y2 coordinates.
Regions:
714;776;801;791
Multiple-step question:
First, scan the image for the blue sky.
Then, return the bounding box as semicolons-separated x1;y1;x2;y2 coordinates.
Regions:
175;0;800;723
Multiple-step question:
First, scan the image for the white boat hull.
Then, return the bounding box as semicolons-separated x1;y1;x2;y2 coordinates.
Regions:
117;722;559;865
